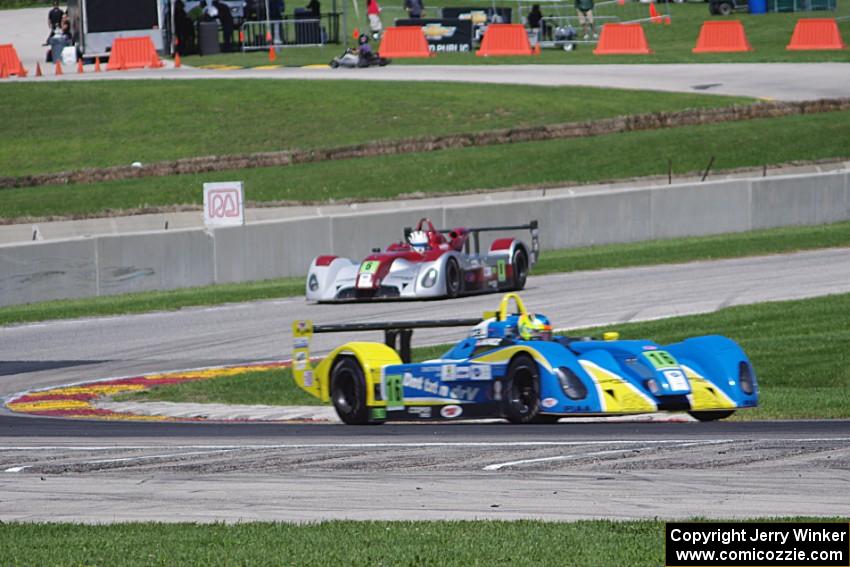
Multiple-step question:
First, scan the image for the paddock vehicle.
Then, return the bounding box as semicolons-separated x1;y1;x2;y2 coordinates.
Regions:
305;218;539;302
291;293;759;424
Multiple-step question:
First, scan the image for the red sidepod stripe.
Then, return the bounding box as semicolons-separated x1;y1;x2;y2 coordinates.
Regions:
315;255;338;266
490;238;513;251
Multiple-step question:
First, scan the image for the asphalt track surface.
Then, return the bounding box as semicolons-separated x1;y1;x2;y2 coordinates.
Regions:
8;62;850;102
2;248;850;521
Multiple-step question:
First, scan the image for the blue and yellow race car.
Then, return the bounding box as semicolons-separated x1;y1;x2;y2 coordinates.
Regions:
292;293;758;424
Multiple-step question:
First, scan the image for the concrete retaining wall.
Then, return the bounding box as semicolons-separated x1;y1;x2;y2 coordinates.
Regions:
1;170;848;307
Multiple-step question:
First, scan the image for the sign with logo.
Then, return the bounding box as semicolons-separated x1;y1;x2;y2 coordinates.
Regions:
203;182;245;227
441;7;512;24
396;18;473;53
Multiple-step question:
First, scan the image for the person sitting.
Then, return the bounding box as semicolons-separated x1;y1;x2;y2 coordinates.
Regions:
517;313;553;341
408;230;430;252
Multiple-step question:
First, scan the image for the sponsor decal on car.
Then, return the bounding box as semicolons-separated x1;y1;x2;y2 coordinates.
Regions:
440;405;463;418
541;397;558;408
407;406;433;418
663;369;689;391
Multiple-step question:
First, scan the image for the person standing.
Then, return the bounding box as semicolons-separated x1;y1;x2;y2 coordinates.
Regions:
403;0;423;19
575;0;595;39
307;0;321;18
367;0;382;39
48;1;63;31
213;0;234;51
527;4;550;41
269;0;284;43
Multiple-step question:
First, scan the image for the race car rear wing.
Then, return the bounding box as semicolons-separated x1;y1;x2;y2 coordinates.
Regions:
293;318;482;364
404;220;539;261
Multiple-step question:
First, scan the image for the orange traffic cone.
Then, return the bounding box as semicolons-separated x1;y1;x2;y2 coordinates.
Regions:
77;58;84;73
533;44;541;55
35;62;43;77
0;64;8;79
353;28;360;39
94;56;101;72
649;3;660;22
55;60;63;75
269;46;276;61
174;51;181;68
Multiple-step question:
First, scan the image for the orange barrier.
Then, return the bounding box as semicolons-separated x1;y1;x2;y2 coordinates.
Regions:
0;44;27;76
378;26;431;58
649;3;670;24
593;23;653;55
786;18;846;50
692;20;752;53
477;23;533;56
0;64;8;79
106;36;163;70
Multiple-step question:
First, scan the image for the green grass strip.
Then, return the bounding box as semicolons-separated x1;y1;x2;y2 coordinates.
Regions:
0;81;745;179
2;110;848;220
119;292;850;420
0;519;846;566
2;219;849;327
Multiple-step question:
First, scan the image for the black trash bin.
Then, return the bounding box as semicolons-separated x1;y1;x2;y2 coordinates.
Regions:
294;8;322;44
198;20;221;55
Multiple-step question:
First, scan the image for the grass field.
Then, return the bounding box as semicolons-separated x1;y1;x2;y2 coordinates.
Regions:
4;108;849;220
0;81;747;179
3;219;849;326
117;292;850;419
182;2;850;67
5;519;850;566
0;520;686;566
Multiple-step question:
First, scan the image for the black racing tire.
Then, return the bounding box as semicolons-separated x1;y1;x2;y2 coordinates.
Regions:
503;354;542;424
688;410;735;422
330;356;372;425
531;414;562;424
717;1;732;15
708;3;719;13
511;247;529;291
445;257;462;299
329;59;339;68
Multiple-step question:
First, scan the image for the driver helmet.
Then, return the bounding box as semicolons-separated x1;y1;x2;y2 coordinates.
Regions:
517;313;552;341
358;33;370;45
408;230;429;252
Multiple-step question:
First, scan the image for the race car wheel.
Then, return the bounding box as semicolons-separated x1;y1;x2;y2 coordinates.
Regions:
688;410;735;422
503;354;541;424
511;247;529;291
330;356;371;425
445;257;462;298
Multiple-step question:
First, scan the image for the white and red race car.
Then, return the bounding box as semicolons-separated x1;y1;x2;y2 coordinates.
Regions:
306;218;539;302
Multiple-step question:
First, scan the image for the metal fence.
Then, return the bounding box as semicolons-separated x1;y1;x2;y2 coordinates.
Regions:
533;15;619;48
240;14;341;49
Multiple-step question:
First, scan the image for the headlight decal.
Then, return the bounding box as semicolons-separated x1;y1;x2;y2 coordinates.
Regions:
555;366;588;400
